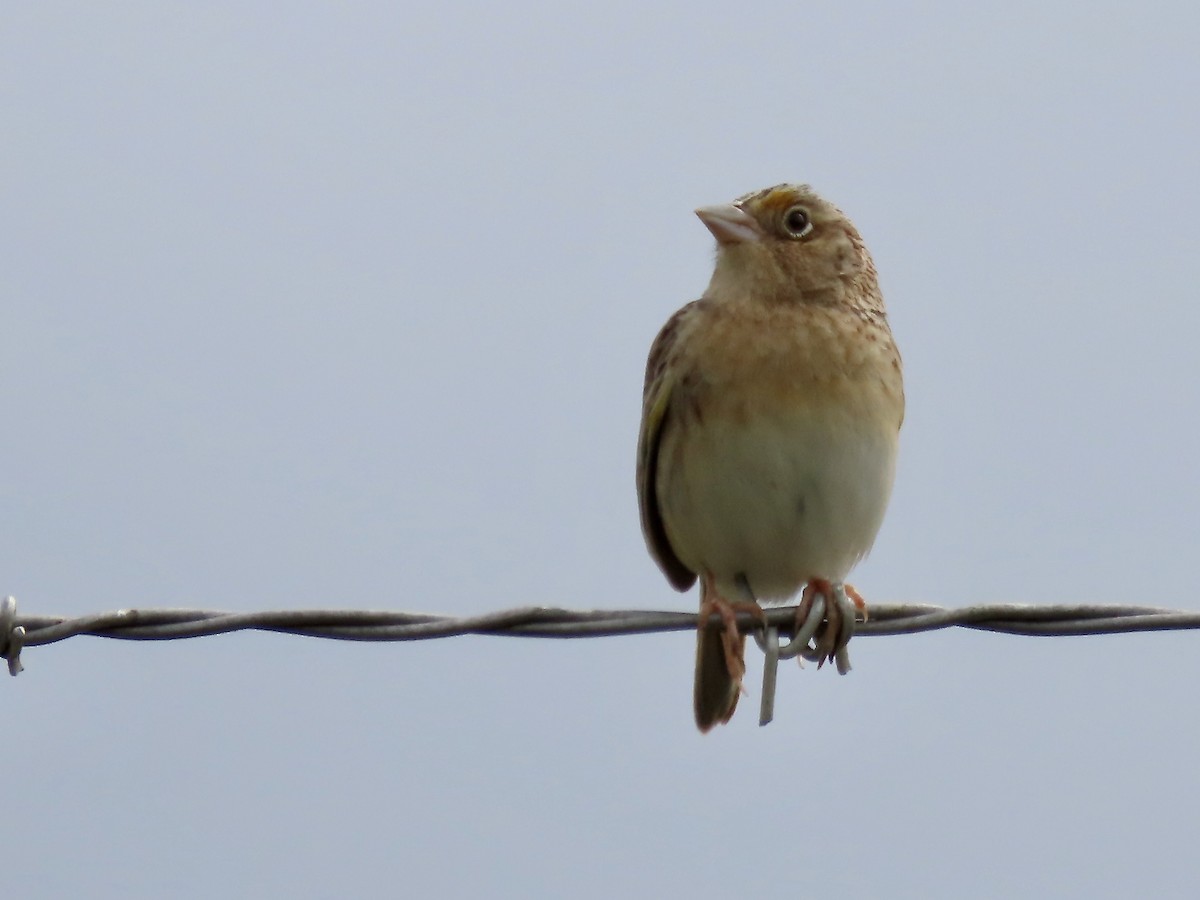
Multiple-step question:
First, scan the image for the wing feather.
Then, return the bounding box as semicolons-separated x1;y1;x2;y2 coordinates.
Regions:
636;301;704;591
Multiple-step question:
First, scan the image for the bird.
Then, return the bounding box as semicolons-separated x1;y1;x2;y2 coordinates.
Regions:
635;183;904;731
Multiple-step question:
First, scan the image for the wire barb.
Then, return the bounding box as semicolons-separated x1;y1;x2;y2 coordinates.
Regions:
0;597;25;676
752;593;829;726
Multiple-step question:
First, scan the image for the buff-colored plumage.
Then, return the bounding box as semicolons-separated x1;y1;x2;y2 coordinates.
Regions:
636;184;903;731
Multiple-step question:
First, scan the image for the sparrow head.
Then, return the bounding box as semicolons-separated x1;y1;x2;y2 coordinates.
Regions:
696;184;879;309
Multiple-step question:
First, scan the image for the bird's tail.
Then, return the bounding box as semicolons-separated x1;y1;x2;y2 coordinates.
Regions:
693;586;743;732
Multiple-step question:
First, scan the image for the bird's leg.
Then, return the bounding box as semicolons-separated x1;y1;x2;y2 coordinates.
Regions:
699;594;743;684
699;575;764;688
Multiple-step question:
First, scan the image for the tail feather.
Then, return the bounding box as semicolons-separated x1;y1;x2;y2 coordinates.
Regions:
693;624;742;732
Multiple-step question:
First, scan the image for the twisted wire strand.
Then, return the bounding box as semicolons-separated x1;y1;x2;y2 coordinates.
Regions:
4;599;1199;675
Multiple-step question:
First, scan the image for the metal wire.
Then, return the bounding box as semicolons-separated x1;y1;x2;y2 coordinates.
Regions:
4;596;1200;677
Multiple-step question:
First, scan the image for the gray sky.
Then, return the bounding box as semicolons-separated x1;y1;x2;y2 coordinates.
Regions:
5;2;1200;897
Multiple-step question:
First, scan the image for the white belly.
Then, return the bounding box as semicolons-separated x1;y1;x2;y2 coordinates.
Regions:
657;408;896;602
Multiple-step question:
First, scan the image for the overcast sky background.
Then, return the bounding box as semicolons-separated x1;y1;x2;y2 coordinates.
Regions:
5;3;1200;897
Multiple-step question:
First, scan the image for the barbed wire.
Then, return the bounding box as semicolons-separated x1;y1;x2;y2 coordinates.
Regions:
3;595;1199;675
6;595;1197;726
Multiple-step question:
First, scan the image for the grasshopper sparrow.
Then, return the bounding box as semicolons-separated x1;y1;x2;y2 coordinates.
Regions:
636;184;904;731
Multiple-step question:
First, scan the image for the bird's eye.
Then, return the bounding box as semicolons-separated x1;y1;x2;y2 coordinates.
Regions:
782;205;813;238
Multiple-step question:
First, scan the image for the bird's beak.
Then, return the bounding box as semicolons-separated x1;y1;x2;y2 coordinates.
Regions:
695;203;762;245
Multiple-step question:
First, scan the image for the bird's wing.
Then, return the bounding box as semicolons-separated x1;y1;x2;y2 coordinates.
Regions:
636;301;702;591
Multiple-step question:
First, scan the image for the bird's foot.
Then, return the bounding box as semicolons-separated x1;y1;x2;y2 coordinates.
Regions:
753;581;866;726
698;593;764;689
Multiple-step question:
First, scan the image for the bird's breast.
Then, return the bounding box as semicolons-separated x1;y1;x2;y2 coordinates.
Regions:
657;303;902;601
